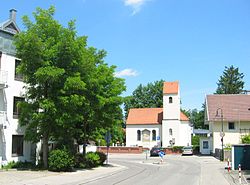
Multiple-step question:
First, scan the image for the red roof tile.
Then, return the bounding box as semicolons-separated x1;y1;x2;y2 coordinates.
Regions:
206;94;250;122
126;108;189;125
126;108;163;125
180;111;189;121
163;81;179;94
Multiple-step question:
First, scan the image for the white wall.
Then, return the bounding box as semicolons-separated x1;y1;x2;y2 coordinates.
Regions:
126;124;161;148
0;53;33;163
163;93;180;120
162;120;191;147
211;121;250;153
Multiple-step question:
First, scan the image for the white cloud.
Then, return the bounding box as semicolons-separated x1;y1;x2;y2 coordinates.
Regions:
124;0;149;15
114;68;139;77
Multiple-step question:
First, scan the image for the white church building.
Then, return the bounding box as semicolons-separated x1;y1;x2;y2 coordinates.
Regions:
0;9;35;166
126;81;192;148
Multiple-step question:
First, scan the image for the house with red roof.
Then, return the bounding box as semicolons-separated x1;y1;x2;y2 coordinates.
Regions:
205;94;250;154
126;81;192;148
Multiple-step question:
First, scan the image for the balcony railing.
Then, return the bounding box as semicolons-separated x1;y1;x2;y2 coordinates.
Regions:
0;70;8;88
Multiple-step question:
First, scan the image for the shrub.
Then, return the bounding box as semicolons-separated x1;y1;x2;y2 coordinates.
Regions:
96;152;107;165
192;145;200;154
172;146;184;152
74;153;86;168
242;134;250;144
2;161;35;170
191;135;200;146
48;149;74;172
85;152;100;168
224;144;232;150
2;161;16;170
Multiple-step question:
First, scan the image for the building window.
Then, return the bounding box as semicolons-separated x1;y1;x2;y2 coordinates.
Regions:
152;130;156;141
12;135;24;156
169;97;173;103
137;130;141;141
13;96;25;118
169;128;173;136
15;59;23;81
228;122;235;130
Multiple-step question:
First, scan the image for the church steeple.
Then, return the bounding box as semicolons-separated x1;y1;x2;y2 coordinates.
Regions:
163;81;180;120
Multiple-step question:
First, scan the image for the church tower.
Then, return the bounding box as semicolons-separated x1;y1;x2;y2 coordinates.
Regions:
162;81;181;147
163;81;180;120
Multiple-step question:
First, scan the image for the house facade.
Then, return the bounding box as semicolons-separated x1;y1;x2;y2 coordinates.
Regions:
126;81;192;148
205;94;250;154
0;9;35;165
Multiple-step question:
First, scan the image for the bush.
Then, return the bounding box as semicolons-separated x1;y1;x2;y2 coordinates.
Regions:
2;161;35;170
74;153;86;168
192;145;200;153
172;146;184;152
96;152;107;165
85;152;100;168
191;135;200;146
242;134;250;144
2;161;16;170
48;149;74;172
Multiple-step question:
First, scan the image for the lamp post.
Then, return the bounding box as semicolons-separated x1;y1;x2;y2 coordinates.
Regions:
216;108;224;161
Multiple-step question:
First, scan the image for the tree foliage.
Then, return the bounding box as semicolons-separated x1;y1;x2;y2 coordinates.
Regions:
15;6;125;168
182;105;207;129
215;65;244;94
241;135;250;144
124;80;164;118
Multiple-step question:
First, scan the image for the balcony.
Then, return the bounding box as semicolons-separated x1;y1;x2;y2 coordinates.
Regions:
0;111;6;129
0;70;8;89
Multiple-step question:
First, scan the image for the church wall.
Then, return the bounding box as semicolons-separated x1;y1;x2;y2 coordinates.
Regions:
126;124;161;148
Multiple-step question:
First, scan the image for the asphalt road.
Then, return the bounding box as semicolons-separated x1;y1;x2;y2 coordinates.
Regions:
0;154;231;185
82;154;228;185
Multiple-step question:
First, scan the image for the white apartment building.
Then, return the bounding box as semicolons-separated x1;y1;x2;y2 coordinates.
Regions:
0;9;35;165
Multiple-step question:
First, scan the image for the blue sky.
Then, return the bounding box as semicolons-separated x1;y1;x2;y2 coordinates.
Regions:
1;0;250;110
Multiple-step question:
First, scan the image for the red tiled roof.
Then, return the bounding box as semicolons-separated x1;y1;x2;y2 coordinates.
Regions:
206;94;250;122
126;108;163;125
180;111;189;121
126;108;189;125
163;81;179;94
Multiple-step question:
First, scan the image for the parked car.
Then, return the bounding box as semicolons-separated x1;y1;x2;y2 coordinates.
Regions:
182;146;193;155
150;147;165;157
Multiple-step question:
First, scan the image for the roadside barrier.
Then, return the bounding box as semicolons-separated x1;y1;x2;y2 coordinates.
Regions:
227;158;231;172
239;164;242;184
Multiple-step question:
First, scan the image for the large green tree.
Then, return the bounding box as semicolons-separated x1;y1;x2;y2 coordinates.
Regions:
124;80;164;118
215;65;244;94
15;6;125;168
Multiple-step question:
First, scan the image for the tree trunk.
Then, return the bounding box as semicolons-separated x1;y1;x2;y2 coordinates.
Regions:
83;122;87;156
42;132;49;169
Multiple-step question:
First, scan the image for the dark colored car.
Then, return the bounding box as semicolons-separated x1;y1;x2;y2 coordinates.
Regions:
150;147;165;157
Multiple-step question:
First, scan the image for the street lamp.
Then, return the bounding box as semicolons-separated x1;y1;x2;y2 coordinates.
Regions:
216;108;224;161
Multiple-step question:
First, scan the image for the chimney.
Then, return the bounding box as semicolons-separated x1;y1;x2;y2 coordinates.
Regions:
9;9;17;21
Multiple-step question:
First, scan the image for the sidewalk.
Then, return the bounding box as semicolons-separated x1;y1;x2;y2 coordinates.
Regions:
0;164;126;185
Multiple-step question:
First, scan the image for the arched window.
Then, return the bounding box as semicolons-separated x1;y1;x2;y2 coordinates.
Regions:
169;128;173;136
152;130;156;141
169;97;173;103
137;130;141;141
